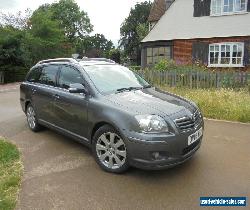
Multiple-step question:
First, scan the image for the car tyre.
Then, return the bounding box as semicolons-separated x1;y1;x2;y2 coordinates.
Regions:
26;104;42;132
92;125;129;173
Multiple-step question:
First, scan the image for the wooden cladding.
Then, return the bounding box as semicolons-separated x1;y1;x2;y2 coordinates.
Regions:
192;42;209;64
244;41;250;66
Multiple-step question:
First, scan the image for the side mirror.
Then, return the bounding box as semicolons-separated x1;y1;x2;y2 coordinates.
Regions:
68;83;88;94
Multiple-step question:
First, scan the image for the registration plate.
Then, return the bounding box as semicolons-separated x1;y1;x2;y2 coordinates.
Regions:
188;127;203;145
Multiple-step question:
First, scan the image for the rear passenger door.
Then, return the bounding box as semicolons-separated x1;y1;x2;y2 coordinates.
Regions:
53;65;89;139
31;64;60;124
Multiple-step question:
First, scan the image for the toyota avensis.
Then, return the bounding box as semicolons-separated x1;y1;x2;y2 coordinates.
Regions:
20;58;204;173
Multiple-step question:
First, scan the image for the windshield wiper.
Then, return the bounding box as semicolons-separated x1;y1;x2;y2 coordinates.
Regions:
116;87;142;93
142;85;152;89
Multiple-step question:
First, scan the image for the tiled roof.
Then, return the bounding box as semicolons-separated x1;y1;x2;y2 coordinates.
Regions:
142;0;250;42
148;0;174;22
148;0;166;22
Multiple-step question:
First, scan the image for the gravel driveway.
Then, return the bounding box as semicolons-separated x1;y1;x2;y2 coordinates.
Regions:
0;89;249;210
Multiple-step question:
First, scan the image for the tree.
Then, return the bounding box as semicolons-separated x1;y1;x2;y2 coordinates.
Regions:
119;1;151;65
23;9;73;65
136;23;149;42
76;34;114;58
108;49;121;63
0;26;26;66
51;0;93;41
33;0;93;42
0;9;32;29
0;0;92;83
29;9;64;42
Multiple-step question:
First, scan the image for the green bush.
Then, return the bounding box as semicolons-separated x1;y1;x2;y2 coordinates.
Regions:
153;59;212;72
154;59;176;71
129;66;141;71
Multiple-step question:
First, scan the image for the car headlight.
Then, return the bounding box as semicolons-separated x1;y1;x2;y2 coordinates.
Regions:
135;115;169;133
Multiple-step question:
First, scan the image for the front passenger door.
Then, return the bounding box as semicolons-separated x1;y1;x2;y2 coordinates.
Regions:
53;65;89;139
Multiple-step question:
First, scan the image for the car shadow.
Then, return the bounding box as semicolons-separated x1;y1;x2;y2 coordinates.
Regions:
33;127;200;182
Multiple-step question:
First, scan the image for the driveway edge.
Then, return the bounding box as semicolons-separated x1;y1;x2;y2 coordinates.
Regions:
204;117;250;125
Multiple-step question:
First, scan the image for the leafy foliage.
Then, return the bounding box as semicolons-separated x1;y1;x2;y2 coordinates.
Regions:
0;27;26;66
108;49;121;63
0;0;122;83
50;0;93;41
154;59;177;71
120;1;151;65
0;0;95;82
76;34;114;58
33;0;93;41
23;8;73;65
136;23;149;42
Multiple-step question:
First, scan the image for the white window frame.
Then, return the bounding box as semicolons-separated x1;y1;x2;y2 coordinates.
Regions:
210;0;248;16
208;42;245;67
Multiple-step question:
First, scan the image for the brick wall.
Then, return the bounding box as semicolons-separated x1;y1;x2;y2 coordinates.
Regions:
173;36;250;66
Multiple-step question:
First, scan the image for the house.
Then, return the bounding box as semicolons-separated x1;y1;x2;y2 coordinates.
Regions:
141;0;250;69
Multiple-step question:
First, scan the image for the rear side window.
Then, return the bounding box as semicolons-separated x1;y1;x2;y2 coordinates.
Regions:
58;65;84;89
27;67;41;82
38;65;59;86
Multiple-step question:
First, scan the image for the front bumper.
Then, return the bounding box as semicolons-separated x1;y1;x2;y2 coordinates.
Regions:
124;125;203;170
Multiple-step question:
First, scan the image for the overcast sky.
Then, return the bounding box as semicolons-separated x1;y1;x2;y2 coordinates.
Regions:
0;0;151;45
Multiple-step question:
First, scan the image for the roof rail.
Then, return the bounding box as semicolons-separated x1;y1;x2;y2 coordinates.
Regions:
81;57;116;63
36;58;78;65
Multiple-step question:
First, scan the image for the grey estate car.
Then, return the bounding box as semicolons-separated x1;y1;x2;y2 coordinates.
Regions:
20;58;204;173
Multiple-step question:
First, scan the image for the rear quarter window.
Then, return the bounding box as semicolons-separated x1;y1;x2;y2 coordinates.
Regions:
27;67;42;82
38;65;59;86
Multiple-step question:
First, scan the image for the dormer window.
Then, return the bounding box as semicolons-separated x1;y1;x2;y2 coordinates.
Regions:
211;0;248;16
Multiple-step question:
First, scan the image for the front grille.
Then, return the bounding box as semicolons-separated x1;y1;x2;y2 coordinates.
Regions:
182;140;200;155
175;110;202;132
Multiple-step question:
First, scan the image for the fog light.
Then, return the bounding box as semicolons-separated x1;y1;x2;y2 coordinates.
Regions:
152;152;160;159
151;151;169;160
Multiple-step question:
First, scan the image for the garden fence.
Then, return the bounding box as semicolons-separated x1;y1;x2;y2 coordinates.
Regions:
134;69;250;89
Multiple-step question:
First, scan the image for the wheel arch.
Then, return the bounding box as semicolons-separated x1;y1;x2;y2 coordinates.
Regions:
90;121;123;144
25;100;31;113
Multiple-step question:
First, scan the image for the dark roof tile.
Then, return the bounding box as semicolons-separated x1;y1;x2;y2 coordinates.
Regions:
148;0;174;22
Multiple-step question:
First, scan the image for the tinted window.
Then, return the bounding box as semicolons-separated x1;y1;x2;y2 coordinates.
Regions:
58;66;83;89
38;65;59;86
27;67;41;82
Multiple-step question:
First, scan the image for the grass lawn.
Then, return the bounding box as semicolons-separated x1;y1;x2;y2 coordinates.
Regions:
0;139;22;210
161;87;250;123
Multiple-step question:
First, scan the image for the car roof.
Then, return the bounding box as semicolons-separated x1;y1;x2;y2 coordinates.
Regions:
79;60;116;66
36;58;116;67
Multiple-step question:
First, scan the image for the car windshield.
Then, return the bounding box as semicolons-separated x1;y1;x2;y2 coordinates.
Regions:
83;65;150;94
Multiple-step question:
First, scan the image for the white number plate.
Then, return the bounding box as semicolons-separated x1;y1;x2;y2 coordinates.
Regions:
188;127;203;145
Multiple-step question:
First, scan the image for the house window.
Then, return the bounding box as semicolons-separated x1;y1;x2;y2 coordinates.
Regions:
211;0;248;15
146;46;171;65
209;42;244;67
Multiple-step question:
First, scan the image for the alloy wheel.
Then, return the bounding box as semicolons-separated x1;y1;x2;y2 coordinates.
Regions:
96;132;127;170
27;106;36;129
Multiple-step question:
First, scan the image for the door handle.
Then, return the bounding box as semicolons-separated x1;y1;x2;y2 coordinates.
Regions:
32;89;37;94
54;94;60;99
